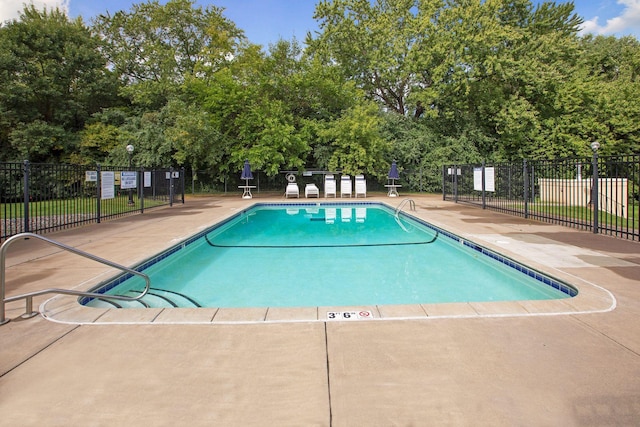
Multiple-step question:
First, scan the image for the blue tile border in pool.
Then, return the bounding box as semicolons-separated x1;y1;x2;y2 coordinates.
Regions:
80;201;577;304
397;210;578;298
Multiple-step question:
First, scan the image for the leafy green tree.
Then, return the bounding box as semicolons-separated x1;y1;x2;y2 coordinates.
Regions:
188;60;310;178
75;122;122;165
320;102;390;177
0;5;119;162
381;113;483;191
93;0;244;110
422;0;585;159
180;37;369;181
109;110;173;167
312;0;422;115
311;0;589;163
9;121;70;162
578;35;640;155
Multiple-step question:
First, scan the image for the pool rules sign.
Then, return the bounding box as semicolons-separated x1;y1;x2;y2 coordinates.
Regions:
326;310;373;321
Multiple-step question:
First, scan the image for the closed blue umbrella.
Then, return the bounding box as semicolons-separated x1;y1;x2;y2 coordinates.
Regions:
241;160;253;180
388;161;399;180
387;161;400;197
240;160;254;199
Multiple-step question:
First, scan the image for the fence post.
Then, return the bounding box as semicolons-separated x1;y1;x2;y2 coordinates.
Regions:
523;159;529;219
169;167;174;207
180;167;185;204
22;160;30;233
591;143;600;234
481;160;486;209
441;166;445;200
454;164;459;203
96;164;102;224
139;167;144;214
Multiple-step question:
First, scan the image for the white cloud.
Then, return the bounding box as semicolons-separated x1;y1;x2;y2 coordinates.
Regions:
580;0;640;36
0;0;69;24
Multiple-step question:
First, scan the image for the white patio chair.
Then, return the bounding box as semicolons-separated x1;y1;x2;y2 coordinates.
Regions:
340;175;352;198
285;182;299;198
354;174;366;198
305;183;320;198
324;174;336;198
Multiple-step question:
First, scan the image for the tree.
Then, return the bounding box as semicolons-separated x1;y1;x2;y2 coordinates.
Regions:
320;102;390;177
311;0;588;161
0;5;119;162
311;0;422;115
577;35;640;155
188;56;311;178
420;0;585;159
381;112;483;191
93;0;244;110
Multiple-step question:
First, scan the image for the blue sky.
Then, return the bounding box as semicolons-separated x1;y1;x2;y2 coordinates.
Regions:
1;0;639;44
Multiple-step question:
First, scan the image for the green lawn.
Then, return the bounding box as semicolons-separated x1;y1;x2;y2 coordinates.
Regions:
502;201;639;229
1;196;168;219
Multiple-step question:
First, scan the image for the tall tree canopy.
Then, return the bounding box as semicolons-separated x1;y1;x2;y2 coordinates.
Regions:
311;0;588;160
92;0;244;109
0;5;119;162
1;0;638;192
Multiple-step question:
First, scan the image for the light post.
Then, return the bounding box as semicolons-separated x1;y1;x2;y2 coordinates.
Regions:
590;141;600;234
126;144;134;205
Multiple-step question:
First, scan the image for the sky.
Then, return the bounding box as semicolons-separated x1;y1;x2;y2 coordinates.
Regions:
0;0;639;45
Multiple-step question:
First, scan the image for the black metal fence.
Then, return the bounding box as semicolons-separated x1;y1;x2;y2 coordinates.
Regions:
183;169;397;195
443;155;639;241
183;163;449;196
1;161;185;242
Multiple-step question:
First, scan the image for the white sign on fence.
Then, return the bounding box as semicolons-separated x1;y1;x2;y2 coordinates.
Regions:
484;167;495;192
473;167;482;191
101;171;115;199
85;171;97;182
120;171;137;189
473;167;495;192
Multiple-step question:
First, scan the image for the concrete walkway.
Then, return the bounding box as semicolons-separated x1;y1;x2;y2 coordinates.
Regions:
1;194;639;426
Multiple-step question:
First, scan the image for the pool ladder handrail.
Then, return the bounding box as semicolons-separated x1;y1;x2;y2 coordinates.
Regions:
394;198;416;233
395;198;416;218
1;232;151;325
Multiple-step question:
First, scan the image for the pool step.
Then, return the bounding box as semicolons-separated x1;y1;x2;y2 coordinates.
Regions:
88;288;201;309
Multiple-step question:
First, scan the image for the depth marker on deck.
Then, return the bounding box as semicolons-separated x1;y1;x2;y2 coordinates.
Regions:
326;311;373;321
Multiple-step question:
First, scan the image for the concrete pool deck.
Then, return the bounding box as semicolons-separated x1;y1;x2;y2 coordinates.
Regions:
1;194;639;425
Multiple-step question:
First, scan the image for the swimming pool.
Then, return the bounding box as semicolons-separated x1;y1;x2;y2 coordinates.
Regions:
81;202;576;310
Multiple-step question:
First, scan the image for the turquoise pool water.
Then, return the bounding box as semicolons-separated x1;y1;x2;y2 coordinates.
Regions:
83;203;575;309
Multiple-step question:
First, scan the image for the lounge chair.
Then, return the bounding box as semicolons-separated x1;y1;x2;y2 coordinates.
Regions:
305;183;320;198
324;174;336;198
285;182;299;198
340;175;352;198
354;174;366;198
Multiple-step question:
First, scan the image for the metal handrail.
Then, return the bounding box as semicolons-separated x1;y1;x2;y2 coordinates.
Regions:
395;198;416;218
394;198;416;232
1;232;151;325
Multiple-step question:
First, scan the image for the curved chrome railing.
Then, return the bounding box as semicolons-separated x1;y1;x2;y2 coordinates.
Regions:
395;198;416;218
1;233;150;325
